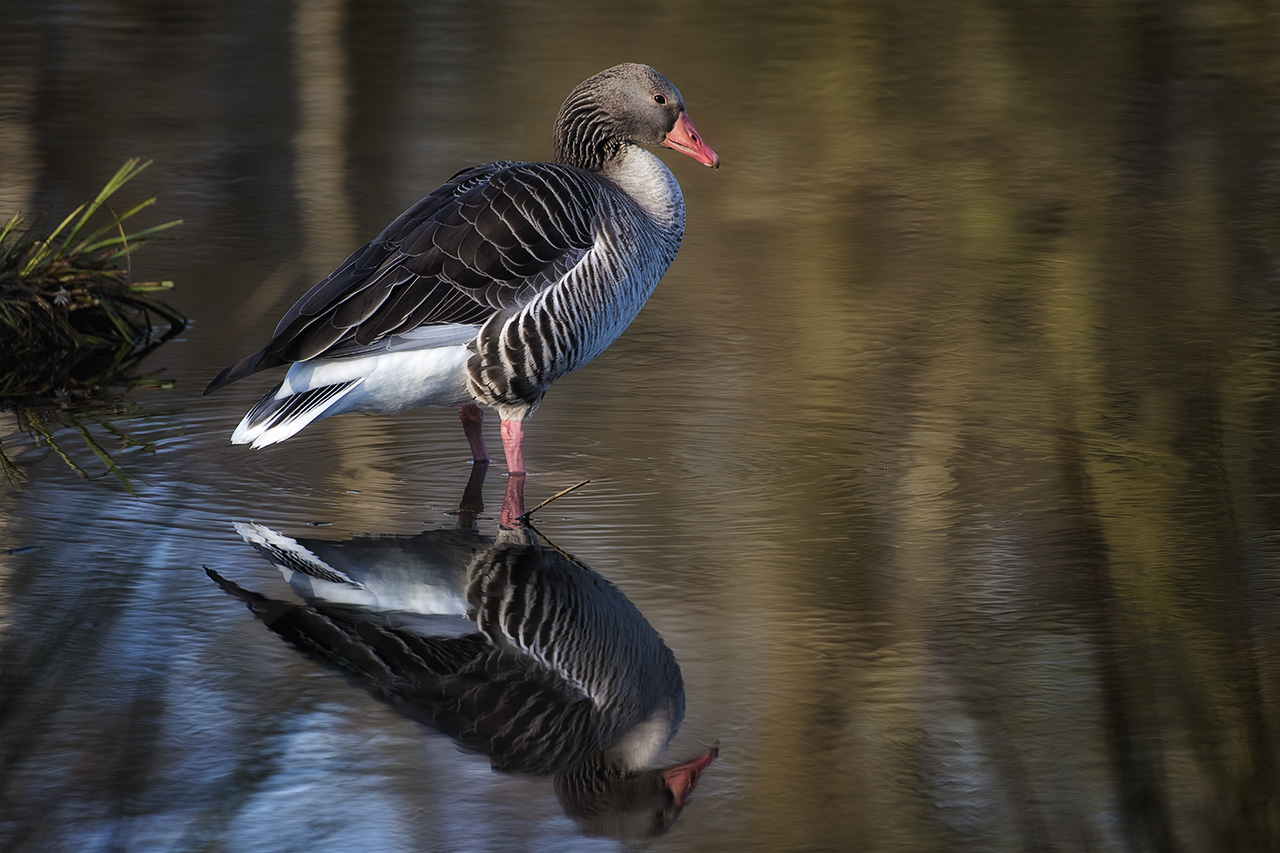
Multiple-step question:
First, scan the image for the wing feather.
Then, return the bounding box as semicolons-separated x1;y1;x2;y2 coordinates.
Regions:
205;162;602;394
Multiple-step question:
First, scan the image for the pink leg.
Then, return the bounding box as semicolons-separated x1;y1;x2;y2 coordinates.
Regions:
500;472;526;528
500;419;527;475
458;405;489;463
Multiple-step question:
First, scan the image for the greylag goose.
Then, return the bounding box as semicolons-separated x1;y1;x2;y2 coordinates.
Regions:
205;63;718;487
209;521;716;842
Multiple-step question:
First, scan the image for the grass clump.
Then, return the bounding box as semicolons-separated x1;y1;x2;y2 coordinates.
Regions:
1;159;186;492
0;158;186;399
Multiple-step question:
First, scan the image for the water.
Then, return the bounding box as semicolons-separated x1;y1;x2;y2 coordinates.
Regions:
3;1;1280;851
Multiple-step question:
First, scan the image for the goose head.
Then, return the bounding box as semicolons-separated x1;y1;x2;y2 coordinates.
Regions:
555;746;719;842
552;63;720;172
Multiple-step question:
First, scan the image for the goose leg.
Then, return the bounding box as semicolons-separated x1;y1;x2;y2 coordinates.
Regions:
499;418;527;528
458;405;490;463
500;419;527;475
501;472;526;528
458;457;489;528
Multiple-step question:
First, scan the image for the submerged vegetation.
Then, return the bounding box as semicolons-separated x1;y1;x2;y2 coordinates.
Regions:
0;159;185;490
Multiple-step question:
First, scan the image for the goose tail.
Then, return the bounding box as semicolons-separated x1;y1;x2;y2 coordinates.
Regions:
230;378;363;448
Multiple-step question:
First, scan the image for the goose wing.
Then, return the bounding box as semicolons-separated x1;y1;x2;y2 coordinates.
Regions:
205;162;600;393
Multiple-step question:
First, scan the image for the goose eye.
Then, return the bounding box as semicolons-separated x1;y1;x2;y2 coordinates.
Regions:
653;94;667;105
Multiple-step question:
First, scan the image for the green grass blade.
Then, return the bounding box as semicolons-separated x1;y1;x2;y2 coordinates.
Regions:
0;442;25;487
64;412;136;495
25;417;91;480
0;213;23;246
94;298;144;344
0;216;27;268
128;280;175;292
58;158;149;253
19;204;86;276
94;218;183;258
69;196;158;254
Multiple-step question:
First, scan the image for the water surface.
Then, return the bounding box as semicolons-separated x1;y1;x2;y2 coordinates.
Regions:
2;2;1279;851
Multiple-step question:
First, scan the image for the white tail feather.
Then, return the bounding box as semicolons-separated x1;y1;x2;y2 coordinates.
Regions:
232;521;362;587
230;379;363;448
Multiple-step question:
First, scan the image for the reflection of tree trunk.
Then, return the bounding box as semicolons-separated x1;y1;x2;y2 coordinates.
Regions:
1057;418;1175;852
104;672;167;852
963;689;1052;852
292;0;355;276
1194;413;1280;853
294;0;404;506
1174;377;1280;850
1209;26;1280;850
0;29;38;220
0;575;131;851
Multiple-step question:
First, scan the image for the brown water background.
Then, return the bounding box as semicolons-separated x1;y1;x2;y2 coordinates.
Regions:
2;1;1280;851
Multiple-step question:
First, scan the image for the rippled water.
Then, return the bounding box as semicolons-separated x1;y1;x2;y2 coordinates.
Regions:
4;2;1280;851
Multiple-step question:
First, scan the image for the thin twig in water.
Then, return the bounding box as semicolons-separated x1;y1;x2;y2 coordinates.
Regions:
519;479;591;523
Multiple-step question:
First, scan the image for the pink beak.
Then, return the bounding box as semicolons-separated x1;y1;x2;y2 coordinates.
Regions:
662;747;719;807
662;112;720;169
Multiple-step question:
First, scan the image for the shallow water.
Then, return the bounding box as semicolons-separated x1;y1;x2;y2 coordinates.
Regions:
3;2;1280;851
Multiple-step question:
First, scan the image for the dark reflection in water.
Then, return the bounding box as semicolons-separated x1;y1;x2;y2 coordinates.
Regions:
208;472;716;845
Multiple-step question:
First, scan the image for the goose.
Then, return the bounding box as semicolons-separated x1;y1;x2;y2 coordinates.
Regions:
205;63;718;485
209;521;716;842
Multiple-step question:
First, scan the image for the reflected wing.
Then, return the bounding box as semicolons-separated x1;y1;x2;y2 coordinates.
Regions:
205;161;600;393
206;568;608;775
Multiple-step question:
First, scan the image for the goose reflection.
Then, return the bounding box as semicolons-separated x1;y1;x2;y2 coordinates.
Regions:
207;505;715;843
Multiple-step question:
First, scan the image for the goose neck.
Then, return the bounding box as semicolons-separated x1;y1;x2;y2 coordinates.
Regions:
601;145;685;230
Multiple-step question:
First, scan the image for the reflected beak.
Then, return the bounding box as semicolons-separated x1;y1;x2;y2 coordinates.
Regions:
662;112;720;169
662;746;719;807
